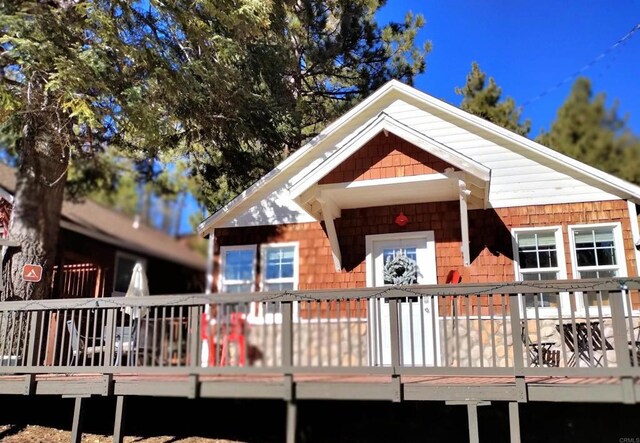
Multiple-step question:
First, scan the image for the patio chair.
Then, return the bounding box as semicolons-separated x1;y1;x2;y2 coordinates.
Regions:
521;323;559;367
556;321;613;367
66;319;105;366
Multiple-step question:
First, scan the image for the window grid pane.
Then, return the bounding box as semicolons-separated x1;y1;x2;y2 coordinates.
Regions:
517;232;559;270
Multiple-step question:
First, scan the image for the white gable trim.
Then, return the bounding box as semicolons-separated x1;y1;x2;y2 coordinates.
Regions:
288;112;491;200
0;186;13;204
387;80;640;205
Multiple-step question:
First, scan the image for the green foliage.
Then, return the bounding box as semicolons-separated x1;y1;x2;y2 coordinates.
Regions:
1;0;430;236
278;0;431;144
536;77;640;186
455;62;530;137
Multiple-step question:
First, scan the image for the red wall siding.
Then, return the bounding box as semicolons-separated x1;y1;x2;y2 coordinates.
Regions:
319;132;455;184
213;200;638;292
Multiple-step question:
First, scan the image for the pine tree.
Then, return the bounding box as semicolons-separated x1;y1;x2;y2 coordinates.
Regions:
536;77;640;185
455;62;530;137
0;0;287;300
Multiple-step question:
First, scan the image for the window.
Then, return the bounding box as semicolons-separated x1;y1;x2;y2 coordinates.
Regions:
219;246;256;293
569;223;627;307
512;228;566;310
113;253;146;295
260;244;298;315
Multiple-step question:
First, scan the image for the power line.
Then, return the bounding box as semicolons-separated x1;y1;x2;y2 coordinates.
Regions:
522;23;640;108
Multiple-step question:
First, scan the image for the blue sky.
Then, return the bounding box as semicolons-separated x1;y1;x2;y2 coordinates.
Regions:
378;0;640;136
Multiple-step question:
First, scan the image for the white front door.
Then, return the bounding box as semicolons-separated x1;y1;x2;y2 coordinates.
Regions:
367;231;439;366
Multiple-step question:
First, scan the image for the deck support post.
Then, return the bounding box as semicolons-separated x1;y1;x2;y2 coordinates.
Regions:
113;395;126;443
508;402;521;443
286;399;297;443
466;403;479;443
70;396;84;443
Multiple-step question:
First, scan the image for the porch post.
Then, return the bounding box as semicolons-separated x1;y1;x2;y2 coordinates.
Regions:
467;403;479;443
508;402;521;443
70;396;84;443
458;180;471;266
286;399;297;443
113;395;126;443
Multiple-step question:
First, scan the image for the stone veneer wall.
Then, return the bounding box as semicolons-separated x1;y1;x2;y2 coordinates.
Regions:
245;320;369;367
237;317;640;368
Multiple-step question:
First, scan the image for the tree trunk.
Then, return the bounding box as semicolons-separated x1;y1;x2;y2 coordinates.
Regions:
1;120;69;301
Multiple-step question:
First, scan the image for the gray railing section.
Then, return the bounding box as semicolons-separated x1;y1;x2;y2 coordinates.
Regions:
0;278;638;377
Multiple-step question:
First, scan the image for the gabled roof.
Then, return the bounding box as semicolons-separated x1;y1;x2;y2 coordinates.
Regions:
0;163;206;271
287;111;491;200
198;79;640;235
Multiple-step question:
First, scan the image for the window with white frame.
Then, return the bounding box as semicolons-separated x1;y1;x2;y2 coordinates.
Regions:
260;243;298;315
219;246;256;293
512;228;566;310
569;223;627;307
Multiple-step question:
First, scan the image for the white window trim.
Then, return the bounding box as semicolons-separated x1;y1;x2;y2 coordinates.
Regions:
218;245;257;294
112;251;147;297
568;222;627;313
511;226;568;317
250;242;299;325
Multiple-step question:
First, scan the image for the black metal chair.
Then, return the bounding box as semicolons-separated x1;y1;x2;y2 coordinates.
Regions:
521;323;559;367
556;321;613;367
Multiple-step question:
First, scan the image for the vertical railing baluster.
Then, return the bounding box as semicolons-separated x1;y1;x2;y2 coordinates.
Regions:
624;289;636;368
455;295;461;367
595;290;608;368
477;295;484;368
465;295;472;366
556;299;566;367
431;295;438;368
489;294;496;368
442;295;449;367
282;301;293;369
501;295;509;367
583;292;594;366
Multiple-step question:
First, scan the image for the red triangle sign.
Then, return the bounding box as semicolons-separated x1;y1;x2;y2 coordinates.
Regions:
22;264;43;283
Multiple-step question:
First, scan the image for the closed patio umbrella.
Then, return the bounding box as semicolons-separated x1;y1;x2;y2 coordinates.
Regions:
124;262;149;320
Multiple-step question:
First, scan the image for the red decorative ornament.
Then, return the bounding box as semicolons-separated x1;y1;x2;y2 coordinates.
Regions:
395;211;409;227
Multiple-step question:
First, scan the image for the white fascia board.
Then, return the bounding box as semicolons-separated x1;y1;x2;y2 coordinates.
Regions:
388;80;640;204
0;186;13;204
288;112;491;199
197;83;406;237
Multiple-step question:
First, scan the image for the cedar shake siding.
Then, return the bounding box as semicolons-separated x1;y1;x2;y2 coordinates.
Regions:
319;132;455;185
213;199;638;293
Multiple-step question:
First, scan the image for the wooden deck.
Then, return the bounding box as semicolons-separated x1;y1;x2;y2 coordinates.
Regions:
1;371;637;405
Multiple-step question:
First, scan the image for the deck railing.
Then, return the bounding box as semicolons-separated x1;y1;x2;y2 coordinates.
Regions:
0;278;639;377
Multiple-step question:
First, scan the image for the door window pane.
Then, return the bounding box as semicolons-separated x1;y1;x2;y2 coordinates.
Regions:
382;247;419;285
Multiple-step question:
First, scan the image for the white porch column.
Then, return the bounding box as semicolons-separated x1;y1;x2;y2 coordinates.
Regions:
459;180;471;267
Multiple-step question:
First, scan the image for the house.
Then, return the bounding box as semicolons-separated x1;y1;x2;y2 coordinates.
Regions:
197;79;640;367
0;162;206;298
